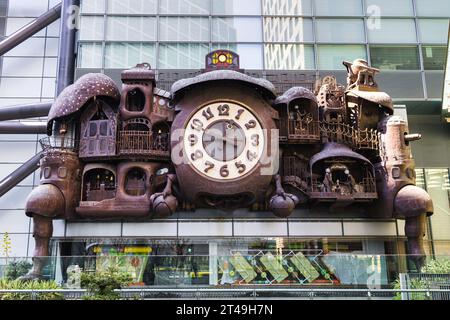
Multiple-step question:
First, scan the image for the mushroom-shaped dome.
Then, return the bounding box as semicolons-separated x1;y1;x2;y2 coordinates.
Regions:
274;86;317;106
25;184;65;218
310;142;372;170
171;69;277;100
347;89;393;114
395;185;433;218
47;73;120;135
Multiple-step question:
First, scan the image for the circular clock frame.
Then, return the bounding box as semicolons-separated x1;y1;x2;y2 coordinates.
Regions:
183;101;265;181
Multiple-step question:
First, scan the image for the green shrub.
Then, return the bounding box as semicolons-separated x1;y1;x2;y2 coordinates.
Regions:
4;261;33;280
80;267;132;300
0;279;63;300
421;258;450;274
392;278;430;300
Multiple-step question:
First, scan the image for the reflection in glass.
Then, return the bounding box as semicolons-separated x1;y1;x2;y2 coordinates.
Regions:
262;0;312;16
418;19;450;44
367;19;417;43
317;45;366;70
78;42;103;68
316;19;365;43
159;17;209;42
364;0;414;16
263;17;313;42
212;0;261;15
422;46;446;70
107;0;157;14
159;0;209;14
105;43;156;69
81;0;105;14
265;44;315;70
370;46;420;70
425;169;450;241
212;17;262;42
314;0;363;16
159;43;210;69
415;0;450;17
106;17;156;41
79;16;105;41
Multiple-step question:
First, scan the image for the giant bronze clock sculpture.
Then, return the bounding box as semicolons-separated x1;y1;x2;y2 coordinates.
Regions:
170;68;282;210
10;50;433;280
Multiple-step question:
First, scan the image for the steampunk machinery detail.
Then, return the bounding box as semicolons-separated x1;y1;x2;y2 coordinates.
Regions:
21;51;433;279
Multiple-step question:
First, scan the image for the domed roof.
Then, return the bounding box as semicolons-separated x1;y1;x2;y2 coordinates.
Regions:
310;142;373;169
47;73;120;134
274;86;317;106
171;70;277;99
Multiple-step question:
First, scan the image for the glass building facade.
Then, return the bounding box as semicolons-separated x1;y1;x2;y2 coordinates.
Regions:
0;0;449;287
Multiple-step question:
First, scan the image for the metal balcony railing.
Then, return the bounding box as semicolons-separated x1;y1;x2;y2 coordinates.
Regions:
117;131;170;157
39;137;78;152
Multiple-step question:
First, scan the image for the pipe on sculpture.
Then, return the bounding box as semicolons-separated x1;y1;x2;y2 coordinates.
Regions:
0;152;43;198
0;3;62;56
0;102;53;121
0;122;47;134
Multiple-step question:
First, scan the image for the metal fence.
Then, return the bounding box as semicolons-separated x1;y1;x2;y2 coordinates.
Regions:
1;288;450;300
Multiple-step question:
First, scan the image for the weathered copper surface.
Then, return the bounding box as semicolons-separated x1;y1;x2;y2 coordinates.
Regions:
21;53;434;278
47;73;120;134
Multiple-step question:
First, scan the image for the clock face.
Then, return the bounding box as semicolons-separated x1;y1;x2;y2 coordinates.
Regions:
184;101;265;180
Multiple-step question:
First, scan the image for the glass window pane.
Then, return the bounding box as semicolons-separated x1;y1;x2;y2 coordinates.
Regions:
106;17;156;41
263;17;313;42
4;38;45;57
212;17;262;42
159;0;209;14
158;43;210;69
317;45;366;70
425;169;450;240
107;0;157;14
418;19;449;44
265;44;315;70
78;42;103;68
315;0;363;16
370;46;420;70
422;46;446;70
7;0;48;17
2;57;44;77
159;17;209;42
79;16;105;41
364;0;414;16
416;0;450;17
212;0;261;15
368;19;417;43
105;43;156;69
316;19;365;43
262;0;312;15
81;0;105;14
212;44;263;69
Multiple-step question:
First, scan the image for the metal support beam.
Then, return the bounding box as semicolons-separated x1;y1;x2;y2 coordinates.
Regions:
0;102;52;121
0;3;62;56
0;122;47;134
0;152;42;198
56;0;80;95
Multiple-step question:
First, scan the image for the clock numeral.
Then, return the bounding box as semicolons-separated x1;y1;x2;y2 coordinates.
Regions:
188;134;198;146
220;165;229;178
218;104;230;116
204;161;215;173
191;119;204;132
247;150;258;162
245;120;257;130
202;107;214;120
251;134;260;147
235;109;245;120
235;161;246;174
191;150;203;161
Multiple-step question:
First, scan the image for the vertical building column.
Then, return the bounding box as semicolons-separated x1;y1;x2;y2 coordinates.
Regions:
56;0;80;95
